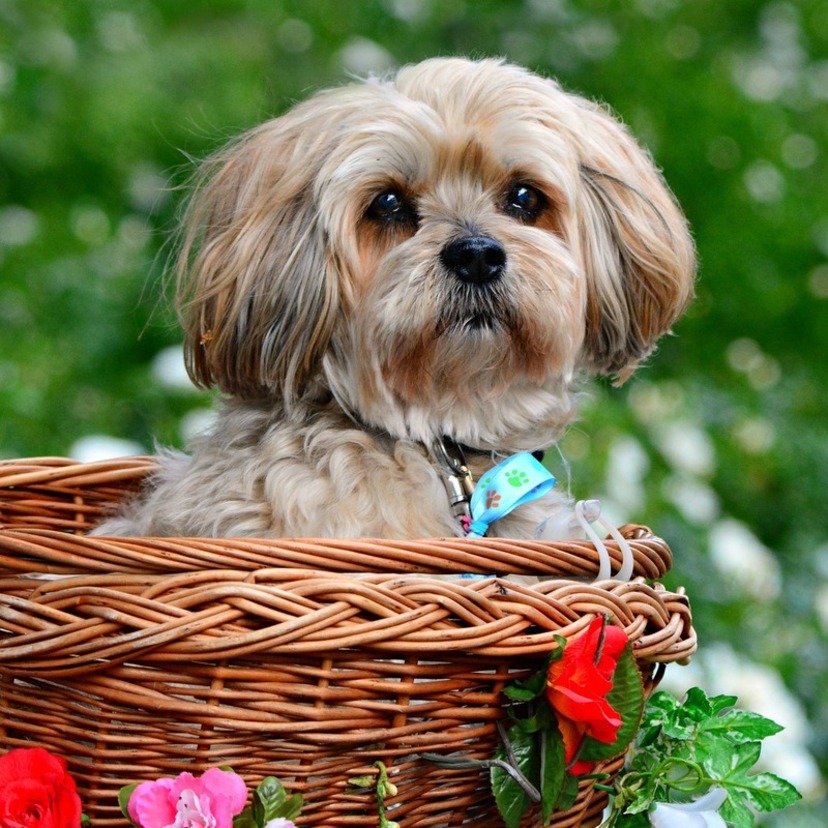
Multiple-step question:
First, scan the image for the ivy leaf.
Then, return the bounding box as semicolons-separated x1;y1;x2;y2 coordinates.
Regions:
718;794;757;828
708;693;740;715
636;690;678;748
704;741;802;820
491;724;538;828
682;686;715;720
743;772;803;813
600;688;802;828
579;644;645;762
700;709;785;745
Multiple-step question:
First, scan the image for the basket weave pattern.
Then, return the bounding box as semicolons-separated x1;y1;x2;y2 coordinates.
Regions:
0;457;696;828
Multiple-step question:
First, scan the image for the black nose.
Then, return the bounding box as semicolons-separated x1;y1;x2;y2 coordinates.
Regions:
440;235;506;284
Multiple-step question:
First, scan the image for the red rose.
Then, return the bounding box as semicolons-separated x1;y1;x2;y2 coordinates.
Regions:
0;748;82;828
546;615;629;773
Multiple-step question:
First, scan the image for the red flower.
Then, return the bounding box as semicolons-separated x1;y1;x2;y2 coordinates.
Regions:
546;616;629;774
0;747;82;828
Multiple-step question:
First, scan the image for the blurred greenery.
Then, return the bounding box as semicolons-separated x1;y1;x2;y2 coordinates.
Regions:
1;0;826;823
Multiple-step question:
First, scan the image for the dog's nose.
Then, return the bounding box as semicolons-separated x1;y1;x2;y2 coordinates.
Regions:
441;236;506;284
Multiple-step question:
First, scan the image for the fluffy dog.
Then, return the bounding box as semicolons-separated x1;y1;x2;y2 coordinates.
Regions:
98;57;695;540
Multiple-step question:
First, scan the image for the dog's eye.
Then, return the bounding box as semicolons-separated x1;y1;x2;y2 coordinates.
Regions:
366;190;419;226
504;183;547;221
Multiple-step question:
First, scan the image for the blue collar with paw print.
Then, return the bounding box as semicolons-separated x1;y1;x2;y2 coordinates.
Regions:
464;453;556;538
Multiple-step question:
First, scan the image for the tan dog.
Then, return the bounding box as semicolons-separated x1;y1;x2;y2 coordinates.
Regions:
98;57;695;540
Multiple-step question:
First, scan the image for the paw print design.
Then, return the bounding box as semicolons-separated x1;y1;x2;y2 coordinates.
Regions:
486;490;502;509
505;469;529;488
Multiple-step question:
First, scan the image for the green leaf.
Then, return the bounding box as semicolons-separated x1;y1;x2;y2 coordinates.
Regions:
719;793;757;828
233;806;257;828
579;644;645;762
540;721;566;823
251;776;303;825
118;784;138;823
742;772;803;813
555;771;581;814
504;664;549;701
700;709;785;745
645;690;680;717
704;741;802;816
708;694;740;715
504;684;541;702
491;724;538;828
281;794;304;821
705;738;762;779
618;813;650;828
622;790;655;816
636;690;678;748
682;686;715;720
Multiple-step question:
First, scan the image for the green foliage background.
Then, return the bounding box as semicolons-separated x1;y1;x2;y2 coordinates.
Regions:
1;0;826;823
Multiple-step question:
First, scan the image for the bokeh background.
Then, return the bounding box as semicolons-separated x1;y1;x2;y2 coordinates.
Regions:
1;0;826;823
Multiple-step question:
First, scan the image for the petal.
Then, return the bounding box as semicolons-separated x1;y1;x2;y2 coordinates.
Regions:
685;788;728;812
0;748;67;784
568;759;596;776
194;769;248;827
595;626;629;679
171;790;209;828
199;769;248;812
649;791;728;828
169;772;200;797
548;689;622;743
650;802;708;828
128;778;178;828
556;715;585;763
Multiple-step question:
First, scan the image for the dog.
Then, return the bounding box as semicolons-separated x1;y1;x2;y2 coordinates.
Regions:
97;57;695;540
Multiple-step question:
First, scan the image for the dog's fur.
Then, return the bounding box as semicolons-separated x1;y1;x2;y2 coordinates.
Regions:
98;57;695;539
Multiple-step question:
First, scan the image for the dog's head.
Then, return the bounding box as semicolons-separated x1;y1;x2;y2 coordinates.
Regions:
177;57;695;450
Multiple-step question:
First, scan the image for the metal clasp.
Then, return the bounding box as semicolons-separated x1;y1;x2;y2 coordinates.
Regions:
431;437;476;520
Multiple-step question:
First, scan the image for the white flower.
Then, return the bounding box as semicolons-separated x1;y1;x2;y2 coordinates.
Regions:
262;819;296;828
649;788;727;828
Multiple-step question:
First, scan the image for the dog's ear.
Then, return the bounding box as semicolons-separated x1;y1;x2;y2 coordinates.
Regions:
572;98;696;377
175;102;342;405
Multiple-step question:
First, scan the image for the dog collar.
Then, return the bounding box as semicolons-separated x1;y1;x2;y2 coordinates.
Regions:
464;453;556;537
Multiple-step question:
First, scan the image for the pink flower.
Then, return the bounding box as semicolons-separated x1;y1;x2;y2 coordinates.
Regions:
127;769;247;828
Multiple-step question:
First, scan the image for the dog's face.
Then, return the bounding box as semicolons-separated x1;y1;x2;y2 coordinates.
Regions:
177;58;695;451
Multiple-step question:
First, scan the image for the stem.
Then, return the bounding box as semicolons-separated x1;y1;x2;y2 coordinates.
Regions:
654;757;708;794
420;746;542;803
593;614;608;667
565;735;587;773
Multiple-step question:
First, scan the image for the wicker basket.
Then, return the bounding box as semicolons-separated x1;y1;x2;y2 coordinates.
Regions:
0;457;696;828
